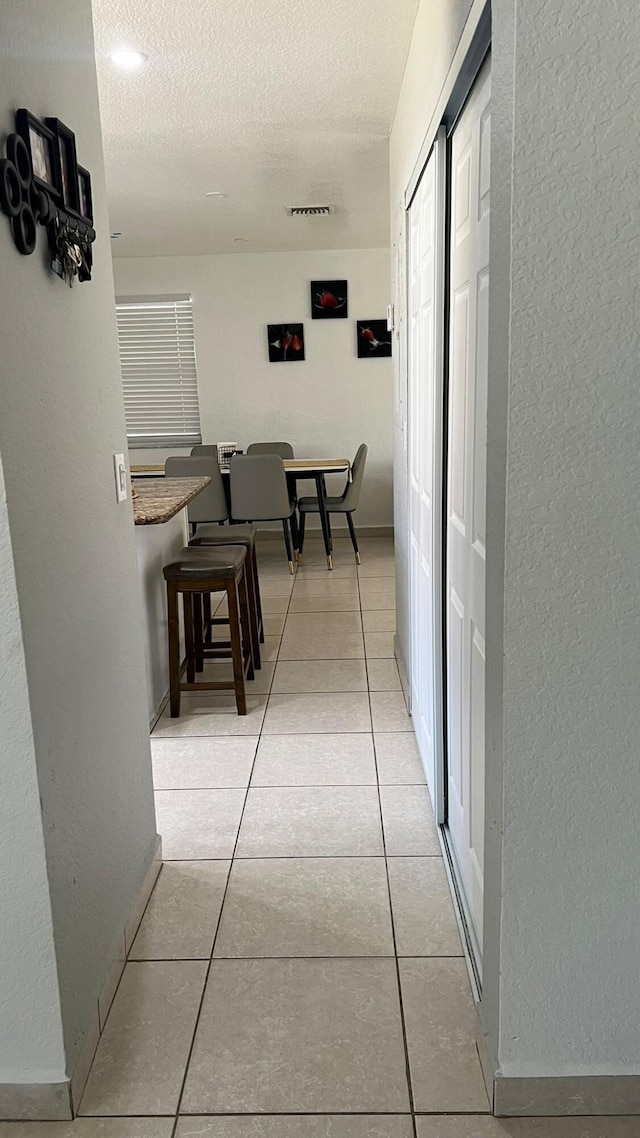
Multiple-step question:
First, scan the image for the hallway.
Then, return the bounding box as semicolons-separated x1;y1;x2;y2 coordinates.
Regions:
81;534;490;1131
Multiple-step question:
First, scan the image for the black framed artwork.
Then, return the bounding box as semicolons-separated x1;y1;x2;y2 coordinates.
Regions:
267;324;305;362
15;109;59;200
45;118;80;214
357;319;392;358
311;280;348;318
77;166;93;223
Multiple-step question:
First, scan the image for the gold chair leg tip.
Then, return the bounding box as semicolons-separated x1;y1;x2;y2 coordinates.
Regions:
355;552;362;565
288;561;295;575
326;555;333;570
298;553;303;564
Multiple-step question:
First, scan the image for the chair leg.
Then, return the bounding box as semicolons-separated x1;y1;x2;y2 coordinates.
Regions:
252;545;264;643
298;510;306;562
282;518;295;574
326;511;333;551
183;593;196;682
227;580;247;715
290;509;300;560
239;565;255;681
346;511;361;564
244;551;262;668
167;581;181;718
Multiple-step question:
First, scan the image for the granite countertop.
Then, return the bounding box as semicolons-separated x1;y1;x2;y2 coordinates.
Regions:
132;477;211;525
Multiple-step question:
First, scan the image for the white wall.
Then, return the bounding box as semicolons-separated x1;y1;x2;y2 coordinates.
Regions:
483;0;640;1084
0;455;65;1086
114;249;393;529
0;0;157;1084
389;0;475;677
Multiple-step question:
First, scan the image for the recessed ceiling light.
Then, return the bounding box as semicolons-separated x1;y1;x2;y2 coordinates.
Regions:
109;49;147;70
205;191;228;199
110;231;122;239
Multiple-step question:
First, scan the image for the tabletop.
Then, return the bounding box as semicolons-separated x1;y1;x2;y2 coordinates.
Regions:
131;458;351;478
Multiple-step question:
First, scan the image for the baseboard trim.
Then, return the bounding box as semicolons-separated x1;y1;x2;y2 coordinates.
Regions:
0;1082;72;1123
493;1074;640;1117
67;834;163;1116
475;1008;495;1109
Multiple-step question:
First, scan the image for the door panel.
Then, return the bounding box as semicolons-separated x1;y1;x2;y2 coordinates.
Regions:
408;131;446;815
445;56;491;968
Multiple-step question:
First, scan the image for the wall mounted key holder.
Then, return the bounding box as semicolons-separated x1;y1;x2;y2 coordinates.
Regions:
0;108;96;284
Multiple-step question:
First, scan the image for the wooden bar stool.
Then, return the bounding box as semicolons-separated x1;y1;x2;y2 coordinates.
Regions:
163;546;253;717
189;523;263;662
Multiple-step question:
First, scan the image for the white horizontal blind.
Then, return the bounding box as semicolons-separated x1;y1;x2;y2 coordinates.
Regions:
116;294;201;447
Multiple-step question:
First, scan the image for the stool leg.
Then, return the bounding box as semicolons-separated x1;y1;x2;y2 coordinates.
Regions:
167;581;181;718
183;593;195;683
203;592;212;644
194;593;204;673
239;566;255;681
227;580;247;715
252;545;264;643
244;553;262;670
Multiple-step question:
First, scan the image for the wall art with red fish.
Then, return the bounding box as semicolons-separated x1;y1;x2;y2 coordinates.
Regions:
267;323;305;363
356;319;392;358
310;279;348;319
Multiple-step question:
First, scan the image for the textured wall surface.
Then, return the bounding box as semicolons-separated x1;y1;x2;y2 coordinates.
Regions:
115;249;393;528
486;0;640;1076
0;0;157;1077
389;0;475;677
0;457;65;1082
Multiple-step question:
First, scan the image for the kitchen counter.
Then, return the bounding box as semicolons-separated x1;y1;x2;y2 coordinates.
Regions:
133;477;210;525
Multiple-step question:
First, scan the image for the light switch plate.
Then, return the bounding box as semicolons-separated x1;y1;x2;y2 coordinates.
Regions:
113;453;128;503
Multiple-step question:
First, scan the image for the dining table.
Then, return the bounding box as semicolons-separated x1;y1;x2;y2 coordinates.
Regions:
131;457;351;569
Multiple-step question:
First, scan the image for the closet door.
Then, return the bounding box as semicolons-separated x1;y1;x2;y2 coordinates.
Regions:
445;57;491;963
408;130;446;814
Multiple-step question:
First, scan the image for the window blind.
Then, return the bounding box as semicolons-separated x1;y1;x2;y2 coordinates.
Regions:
115;293;202;448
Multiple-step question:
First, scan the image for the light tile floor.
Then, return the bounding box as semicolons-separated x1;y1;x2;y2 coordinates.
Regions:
2;538;634;1136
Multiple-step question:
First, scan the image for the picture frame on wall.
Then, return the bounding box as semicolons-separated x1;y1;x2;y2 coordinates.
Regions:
267;323;305;362
357;319;393;358
15;109;60;200
310;279;348;319
77;166;93;223
45;117;80;214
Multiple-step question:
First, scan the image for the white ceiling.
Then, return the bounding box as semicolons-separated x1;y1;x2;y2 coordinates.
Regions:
92;0;419;257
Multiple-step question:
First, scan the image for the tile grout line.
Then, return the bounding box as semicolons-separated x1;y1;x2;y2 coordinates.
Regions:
160;853;443;862
169;548;299;1134
356;560;419;1138
130;953;464;963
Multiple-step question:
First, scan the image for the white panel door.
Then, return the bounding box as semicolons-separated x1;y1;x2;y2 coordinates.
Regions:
445;57;491;965
408;130;446;815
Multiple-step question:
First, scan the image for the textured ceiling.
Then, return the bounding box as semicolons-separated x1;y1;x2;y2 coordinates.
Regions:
92;0;419;256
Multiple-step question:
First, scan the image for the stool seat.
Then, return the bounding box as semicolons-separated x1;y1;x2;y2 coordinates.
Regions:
163;545;245;581
190;523;257;548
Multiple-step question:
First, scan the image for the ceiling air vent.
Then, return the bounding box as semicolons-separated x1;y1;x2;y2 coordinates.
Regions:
286;205;333;217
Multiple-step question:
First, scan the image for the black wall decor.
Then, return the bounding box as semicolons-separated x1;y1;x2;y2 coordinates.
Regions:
0;108;96;283
268;324;305;362
310;280;348;318
357;320;393;358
